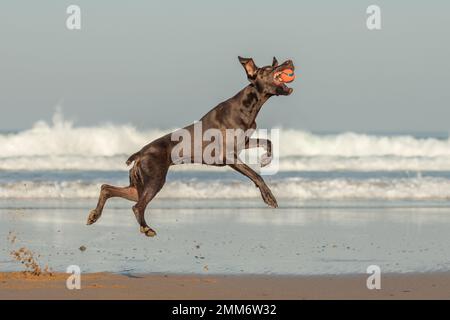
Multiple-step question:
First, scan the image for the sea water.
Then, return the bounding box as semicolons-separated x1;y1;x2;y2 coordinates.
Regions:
1;115;450;274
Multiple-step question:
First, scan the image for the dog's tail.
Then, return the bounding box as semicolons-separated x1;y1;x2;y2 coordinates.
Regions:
126;152;140;166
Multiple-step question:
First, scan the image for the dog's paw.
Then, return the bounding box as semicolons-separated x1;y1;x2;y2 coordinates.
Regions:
259;153;273;167
260;187;278;208
86;209;100;225
140;226;157;237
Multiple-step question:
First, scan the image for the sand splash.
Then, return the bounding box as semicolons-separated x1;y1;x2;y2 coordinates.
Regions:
7;231;53;277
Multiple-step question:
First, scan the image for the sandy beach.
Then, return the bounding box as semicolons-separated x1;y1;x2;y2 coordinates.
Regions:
3;198;450;275
3;195;450;300
1;271;450;300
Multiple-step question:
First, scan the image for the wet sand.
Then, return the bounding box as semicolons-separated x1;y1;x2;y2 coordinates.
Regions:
1;271;450;299
3;199;450;299
3;199;450;275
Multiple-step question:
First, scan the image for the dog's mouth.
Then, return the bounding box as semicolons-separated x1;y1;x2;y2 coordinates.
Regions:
273;69;294;95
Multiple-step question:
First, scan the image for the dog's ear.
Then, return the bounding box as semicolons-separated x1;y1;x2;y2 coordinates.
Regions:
272;57;279;67
238;56;258;80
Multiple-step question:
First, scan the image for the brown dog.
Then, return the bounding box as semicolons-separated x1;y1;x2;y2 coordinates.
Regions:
87;57;295;236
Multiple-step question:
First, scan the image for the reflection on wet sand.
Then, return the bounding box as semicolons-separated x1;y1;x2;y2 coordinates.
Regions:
1;199;450;275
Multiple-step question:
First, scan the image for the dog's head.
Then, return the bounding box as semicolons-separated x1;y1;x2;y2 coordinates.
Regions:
238;56;295;96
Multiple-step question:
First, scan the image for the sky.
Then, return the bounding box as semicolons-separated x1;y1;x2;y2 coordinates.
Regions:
1;1;449;132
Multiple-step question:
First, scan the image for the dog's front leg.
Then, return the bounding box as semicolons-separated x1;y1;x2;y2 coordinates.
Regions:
228;162;278;208
245;138;273;167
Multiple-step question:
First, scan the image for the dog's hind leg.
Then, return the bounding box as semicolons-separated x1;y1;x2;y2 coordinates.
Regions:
87;184;138;225
131;156;168;237
132;176;167;237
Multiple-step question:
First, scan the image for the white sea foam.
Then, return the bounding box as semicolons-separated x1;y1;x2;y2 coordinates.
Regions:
3;155;450;172
279;130;450;157
2;112;450;171
0;111;169;157
2;177;450;200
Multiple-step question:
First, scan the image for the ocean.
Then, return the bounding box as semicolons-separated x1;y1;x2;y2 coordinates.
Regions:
1;113;450;204
2;115;450;275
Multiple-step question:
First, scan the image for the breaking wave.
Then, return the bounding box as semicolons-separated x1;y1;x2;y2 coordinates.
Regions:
2;177;450;200
1;111;450;171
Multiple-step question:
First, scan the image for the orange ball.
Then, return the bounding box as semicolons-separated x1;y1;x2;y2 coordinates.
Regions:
280;69;295;83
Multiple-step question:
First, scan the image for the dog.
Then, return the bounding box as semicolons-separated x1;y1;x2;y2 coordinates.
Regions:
87;56;295;237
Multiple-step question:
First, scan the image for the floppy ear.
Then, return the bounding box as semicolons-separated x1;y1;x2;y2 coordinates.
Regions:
238;56;258;79
272;57;279;67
